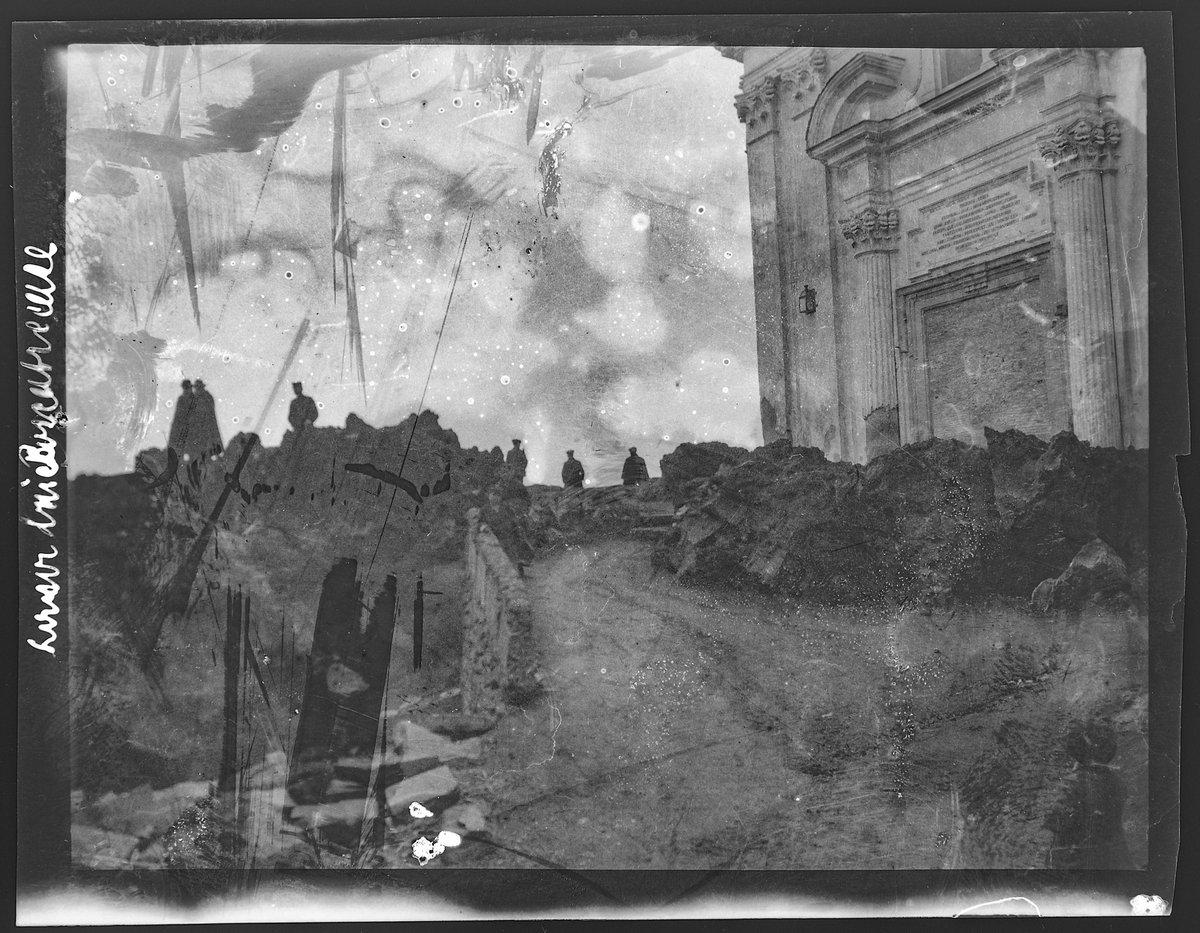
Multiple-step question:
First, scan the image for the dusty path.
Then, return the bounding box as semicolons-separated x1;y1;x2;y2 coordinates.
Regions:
449;538;969;870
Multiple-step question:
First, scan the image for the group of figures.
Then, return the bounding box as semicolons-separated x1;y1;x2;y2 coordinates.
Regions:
503;439;650;488
167;379;224;462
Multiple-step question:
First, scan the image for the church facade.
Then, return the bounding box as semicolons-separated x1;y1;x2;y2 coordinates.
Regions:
724;47;1147;462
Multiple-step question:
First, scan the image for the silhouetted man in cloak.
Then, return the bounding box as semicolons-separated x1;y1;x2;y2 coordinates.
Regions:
288;381;319;434
621;446;649;486
191;379;224;461
168;380;195;454
561;450;585;488
506;439;528;482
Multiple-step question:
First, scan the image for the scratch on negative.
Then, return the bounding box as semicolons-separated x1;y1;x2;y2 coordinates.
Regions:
954;896;1041;917
486;702;563;778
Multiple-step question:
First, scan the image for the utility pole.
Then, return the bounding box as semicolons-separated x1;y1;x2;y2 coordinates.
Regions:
413;572;444;671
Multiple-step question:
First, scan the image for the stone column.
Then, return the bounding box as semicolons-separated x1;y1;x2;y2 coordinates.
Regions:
1038;116;1124;447
840;205;901;459
736;76;790;444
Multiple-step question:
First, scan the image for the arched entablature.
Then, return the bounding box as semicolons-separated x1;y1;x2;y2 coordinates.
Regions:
806;52;906;157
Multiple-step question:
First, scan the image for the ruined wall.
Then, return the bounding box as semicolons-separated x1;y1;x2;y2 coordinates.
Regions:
460;508;536;718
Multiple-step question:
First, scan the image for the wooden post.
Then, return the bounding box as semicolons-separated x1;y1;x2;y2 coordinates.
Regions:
219;586;243;793
413;573;424;671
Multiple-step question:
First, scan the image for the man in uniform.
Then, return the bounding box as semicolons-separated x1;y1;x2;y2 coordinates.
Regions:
621;446;649;486
288;381;319;434
561;450;585;488
168;380;195;455
505;438;528;482
191;379;224;461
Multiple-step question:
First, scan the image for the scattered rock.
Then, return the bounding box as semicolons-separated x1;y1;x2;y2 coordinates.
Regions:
289;796;378;830
422;712;497;739
334;750;403;783
1031;538;1133;613
79;780;214;838
440;801;488;836
659;442;749;494
395;720;453;774
384;765;460;817
986;428;1148;596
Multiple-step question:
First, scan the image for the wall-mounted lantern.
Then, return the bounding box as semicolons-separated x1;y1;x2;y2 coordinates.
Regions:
799;284;818;315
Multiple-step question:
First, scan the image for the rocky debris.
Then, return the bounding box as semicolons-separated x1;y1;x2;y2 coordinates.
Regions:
289;796;378;832
526;481;679;547
659;437;996;606
394;720;484;771
421;712;497;739
333;750;404;784
440;801;488;837
1031;539;1134;614
77;780;214;839
659;441;750;494
384;765;460;817
72;822;150;869
984;428;1148;598
657;430;1148;609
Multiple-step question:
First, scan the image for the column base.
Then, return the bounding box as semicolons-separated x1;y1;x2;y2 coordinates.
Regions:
864;405;901;460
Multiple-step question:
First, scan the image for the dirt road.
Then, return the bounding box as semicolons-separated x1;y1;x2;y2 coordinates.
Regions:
445;536;1146;871
448;540;942;869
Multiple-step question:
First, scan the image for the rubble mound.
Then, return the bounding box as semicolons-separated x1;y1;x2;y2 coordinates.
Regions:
659;441;750;493
656;430;1148;609
1031;539;1134;614
985;428;1148;597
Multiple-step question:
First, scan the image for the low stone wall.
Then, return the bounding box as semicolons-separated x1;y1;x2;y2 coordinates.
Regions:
461;508;538;718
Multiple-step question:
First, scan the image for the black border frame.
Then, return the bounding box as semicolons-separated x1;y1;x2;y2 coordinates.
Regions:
11;9;1191;920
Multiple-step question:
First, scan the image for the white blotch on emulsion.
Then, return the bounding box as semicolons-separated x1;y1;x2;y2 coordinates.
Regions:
409;801;434;819
631;212;651;232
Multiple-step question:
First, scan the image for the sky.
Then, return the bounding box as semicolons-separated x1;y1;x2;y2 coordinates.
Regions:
65;43;763;483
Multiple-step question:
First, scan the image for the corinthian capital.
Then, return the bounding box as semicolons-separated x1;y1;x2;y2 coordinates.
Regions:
735;76;778;130
1037;117;1122;175
839;205;901;254
779;48;830;107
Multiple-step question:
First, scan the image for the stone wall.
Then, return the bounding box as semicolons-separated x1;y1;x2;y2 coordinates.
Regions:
460;508;537;718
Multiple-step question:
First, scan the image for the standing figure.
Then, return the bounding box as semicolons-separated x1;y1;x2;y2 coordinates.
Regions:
168;380;195;455
561;450;585;488
1046;719;1134;869
621;446;649;486
505;439;528;482
288;381;319;435
191;379;224;461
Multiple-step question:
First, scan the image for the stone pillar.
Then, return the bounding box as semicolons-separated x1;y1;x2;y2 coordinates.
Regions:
737;75;790;444
1038;116;1124;447
839;205;901;459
